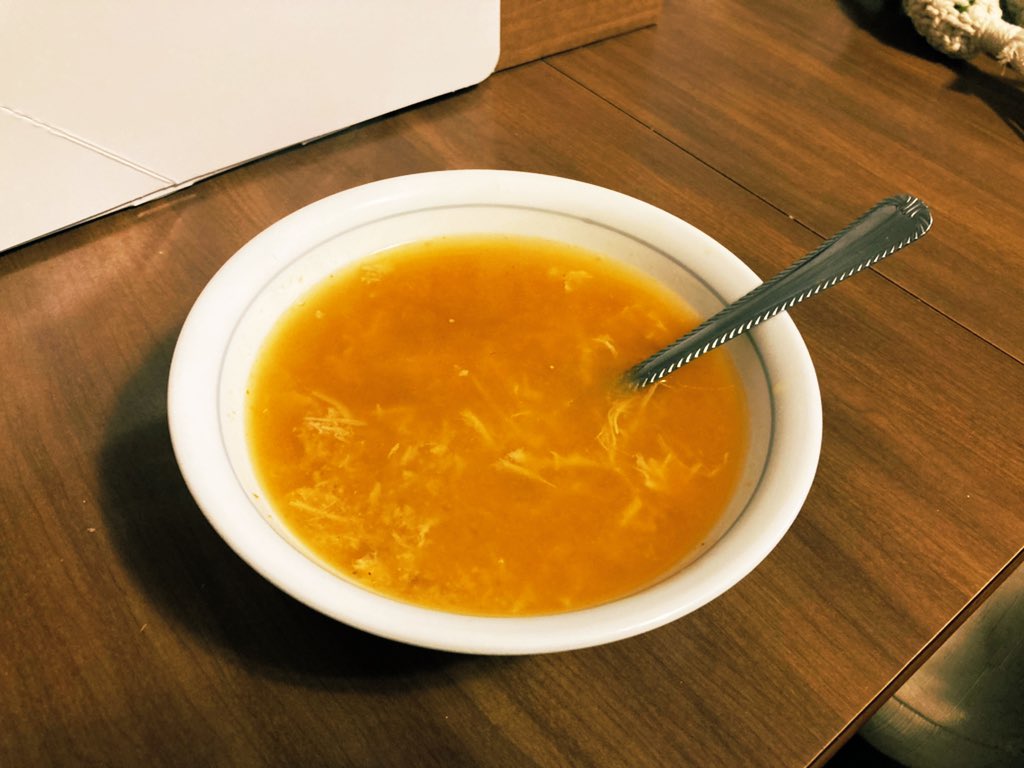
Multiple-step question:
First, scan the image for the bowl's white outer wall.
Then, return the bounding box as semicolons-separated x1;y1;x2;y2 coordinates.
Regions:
167;170;822;655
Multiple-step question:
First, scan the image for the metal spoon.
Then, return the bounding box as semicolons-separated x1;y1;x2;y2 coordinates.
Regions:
623;194;933;390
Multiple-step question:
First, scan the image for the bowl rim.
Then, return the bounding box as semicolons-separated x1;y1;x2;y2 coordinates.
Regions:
167;169;822;655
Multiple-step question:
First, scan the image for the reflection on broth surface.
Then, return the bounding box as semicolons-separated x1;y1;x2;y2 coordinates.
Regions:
246;234;748;615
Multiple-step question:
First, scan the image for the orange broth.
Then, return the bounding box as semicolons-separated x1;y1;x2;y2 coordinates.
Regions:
245;234;748;616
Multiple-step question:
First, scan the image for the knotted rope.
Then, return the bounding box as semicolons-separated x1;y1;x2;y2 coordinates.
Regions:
903;0;1024;73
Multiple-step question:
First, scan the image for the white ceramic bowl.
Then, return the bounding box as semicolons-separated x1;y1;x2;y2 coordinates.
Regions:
168;170;821;655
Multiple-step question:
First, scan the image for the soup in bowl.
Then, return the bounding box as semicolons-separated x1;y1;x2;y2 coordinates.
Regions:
168;170;821;654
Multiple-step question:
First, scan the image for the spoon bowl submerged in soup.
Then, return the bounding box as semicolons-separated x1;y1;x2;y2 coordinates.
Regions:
246;234;748;616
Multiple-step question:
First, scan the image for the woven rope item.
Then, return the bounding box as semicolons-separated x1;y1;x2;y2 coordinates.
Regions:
903;0;1024;73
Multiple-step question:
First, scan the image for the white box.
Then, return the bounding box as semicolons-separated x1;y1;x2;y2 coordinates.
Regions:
0;1;500;252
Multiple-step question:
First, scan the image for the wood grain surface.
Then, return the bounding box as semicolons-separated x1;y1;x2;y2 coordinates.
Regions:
2;1;1021;766
498;0;662;69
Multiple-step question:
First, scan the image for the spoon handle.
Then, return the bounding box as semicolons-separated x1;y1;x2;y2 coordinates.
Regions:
625;194;933;389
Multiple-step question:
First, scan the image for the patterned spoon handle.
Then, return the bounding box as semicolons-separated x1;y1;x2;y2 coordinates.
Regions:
624;194;933;390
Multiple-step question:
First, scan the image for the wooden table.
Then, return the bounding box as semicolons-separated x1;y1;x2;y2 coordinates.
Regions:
3;1;1021;765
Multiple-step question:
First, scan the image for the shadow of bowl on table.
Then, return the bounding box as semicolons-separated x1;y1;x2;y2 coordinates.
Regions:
99;332;483;689
837;0;1023;140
